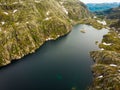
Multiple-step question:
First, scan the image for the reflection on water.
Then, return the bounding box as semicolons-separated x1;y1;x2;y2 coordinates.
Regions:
0;24;108;90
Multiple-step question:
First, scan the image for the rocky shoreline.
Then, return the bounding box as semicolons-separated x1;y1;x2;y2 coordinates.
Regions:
89;30;120;89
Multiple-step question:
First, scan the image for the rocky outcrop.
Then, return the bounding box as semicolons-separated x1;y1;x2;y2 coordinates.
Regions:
89;4;120;89
89;30;120;89
0;0;91;66
90;51;120;65
89;51;120;90
110;20;120;31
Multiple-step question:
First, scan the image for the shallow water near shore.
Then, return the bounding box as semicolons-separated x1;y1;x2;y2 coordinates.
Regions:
0;24;108;90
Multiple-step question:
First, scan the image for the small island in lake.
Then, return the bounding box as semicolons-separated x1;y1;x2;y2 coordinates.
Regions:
80;30;86;33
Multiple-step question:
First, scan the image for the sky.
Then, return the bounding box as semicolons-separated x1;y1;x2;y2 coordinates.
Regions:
81;0;120;3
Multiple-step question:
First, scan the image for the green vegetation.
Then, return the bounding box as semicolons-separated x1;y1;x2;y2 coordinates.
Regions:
60;0;91;21
89;5;120;90
89;51;120;90
79;18;106;30
94;6;120;30
99;31;120;52
90;30;120;89
0;0;91;66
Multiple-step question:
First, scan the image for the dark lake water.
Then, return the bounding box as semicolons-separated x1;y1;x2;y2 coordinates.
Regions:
0;24;108;90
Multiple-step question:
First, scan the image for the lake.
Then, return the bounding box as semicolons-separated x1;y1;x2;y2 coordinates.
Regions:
0;24;108;90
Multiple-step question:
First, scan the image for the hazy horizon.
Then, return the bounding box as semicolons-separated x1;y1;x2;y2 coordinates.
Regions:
81;0;120;3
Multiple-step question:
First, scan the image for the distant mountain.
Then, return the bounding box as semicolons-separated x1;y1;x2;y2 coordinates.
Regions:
87;2;120;12
95;6;120;19
94;6;120;30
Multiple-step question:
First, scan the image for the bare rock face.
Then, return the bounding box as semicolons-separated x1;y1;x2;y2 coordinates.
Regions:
0;0;91;66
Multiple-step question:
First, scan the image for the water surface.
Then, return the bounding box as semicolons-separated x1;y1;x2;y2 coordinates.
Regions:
0;24;108;90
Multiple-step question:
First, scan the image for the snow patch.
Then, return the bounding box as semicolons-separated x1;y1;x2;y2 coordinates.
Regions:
94;16;97;18
44;17;51;21
61;5;68;15
110;64;117;67
26;22;29;24
3;12;8;15
103;42;112;46
100;48;104;50
97;20;107;25
46;38;54;41
57;35;60;37
98;75;103;78
13;9;18;13
1;22;4;25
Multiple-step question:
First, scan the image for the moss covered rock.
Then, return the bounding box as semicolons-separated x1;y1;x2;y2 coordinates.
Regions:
90;51;120;90
89;26;120;89
0;0;91;66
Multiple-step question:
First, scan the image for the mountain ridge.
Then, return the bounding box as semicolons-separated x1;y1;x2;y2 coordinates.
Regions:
87;2;120;12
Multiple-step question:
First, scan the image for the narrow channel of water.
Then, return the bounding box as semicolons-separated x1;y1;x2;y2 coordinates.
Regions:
0;24;108;90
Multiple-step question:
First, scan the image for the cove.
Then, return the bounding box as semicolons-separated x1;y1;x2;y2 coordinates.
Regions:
0;24;108;90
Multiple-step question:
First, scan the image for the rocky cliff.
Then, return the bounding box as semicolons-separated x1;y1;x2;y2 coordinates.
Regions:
0;0;91;66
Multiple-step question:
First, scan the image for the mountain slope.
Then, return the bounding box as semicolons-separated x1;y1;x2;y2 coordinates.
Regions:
0;0;91;66
95;6;120;19
57;0;91;20
94;6;120;31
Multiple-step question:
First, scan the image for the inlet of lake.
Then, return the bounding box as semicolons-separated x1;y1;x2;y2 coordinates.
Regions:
0;24;108;90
